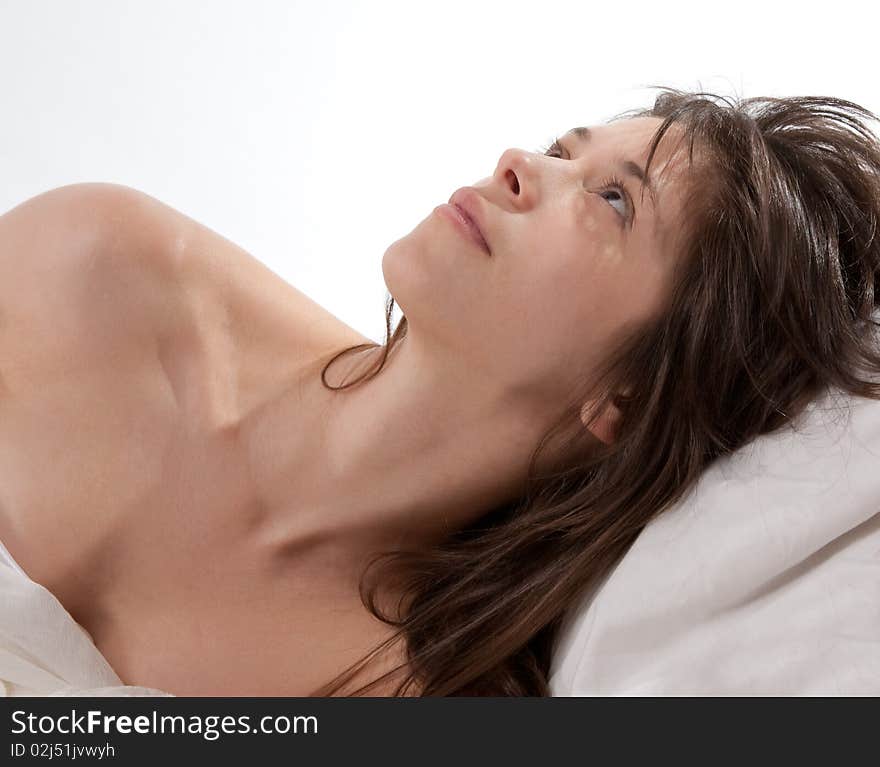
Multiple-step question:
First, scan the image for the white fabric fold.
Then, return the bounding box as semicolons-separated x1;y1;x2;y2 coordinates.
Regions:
0;538;173;697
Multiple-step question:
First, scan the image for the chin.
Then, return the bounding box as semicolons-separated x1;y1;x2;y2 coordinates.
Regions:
380;239;420;316
382;230;450;300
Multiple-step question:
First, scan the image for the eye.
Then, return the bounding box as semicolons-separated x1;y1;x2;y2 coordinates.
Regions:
595;175;631;222
542;138;633;225
541;138;564;159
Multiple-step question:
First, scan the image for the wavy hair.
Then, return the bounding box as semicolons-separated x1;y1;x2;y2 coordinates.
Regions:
310;86;880;696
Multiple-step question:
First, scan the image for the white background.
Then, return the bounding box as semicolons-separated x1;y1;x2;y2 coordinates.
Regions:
0;0;875;342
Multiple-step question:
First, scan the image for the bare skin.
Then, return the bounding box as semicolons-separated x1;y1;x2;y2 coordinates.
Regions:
0;116;694;696
0;184;410;696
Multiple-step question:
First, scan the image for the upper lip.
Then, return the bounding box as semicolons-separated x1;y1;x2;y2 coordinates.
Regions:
448;187;490;254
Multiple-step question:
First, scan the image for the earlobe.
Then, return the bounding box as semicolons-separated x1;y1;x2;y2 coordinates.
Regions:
580;396;624;445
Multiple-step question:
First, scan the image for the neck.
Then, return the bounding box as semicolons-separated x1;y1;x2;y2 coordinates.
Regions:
238;331;557;581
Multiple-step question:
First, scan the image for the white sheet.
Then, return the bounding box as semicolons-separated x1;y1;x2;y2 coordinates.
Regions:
549;379;880;696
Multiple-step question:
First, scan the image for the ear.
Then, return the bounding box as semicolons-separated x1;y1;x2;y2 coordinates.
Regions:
579;395;624;445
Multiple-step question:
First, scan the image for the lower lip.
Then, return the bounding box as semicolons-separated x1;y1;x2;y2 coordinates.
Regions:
433;204;490;255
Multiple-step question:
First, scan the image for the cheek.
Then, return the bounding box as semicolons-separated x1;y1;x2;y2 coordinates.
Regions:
579;212;600;231
581;207;624;262
598;241;624;264
573;202;625;262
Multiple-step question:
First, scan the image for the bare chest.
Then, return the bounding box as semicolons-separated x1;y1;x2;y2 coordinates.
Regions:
0;353;402;696
0;269;395;695
89;535;409;696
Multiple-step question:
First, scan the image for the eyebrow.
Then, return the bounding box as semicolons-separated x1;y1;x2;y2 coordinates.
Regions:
566;126;658;212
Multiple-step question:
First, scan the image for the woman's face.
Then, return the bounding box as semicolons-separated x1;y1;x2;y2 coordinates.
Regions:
382;115;694;407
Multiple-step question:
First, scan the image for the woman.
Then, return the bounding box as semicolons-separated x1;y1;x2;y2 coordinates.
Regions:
2;86;879;696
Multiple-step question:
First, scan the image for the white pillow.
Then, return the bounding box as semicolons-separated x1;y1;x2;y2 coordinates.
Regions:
549;345;880;696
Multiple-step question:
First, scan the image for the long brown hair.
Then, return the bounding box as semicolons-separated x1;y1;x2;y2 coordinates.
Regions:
310;86;880;696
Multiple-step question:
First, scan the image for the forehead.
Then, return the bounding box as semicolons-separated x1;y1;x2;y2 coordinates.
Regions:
576;116;681;166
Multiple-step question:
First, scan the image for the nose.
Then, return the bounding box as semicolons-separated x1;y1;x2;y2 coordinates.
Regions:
489;147;545;209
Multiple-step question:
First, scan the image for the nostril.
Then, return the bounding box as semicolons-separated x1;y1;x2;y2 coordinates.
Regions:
506;169;520;195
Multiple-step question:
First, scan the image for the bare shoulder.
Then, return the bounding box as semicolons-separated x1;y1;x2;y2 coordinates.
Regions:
0;177;373;430
0;183;370;591
0;181;370;363
0;183;192;356
0;182;179;259
0;182;189;283
0;183;197;605
0;179;372;439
